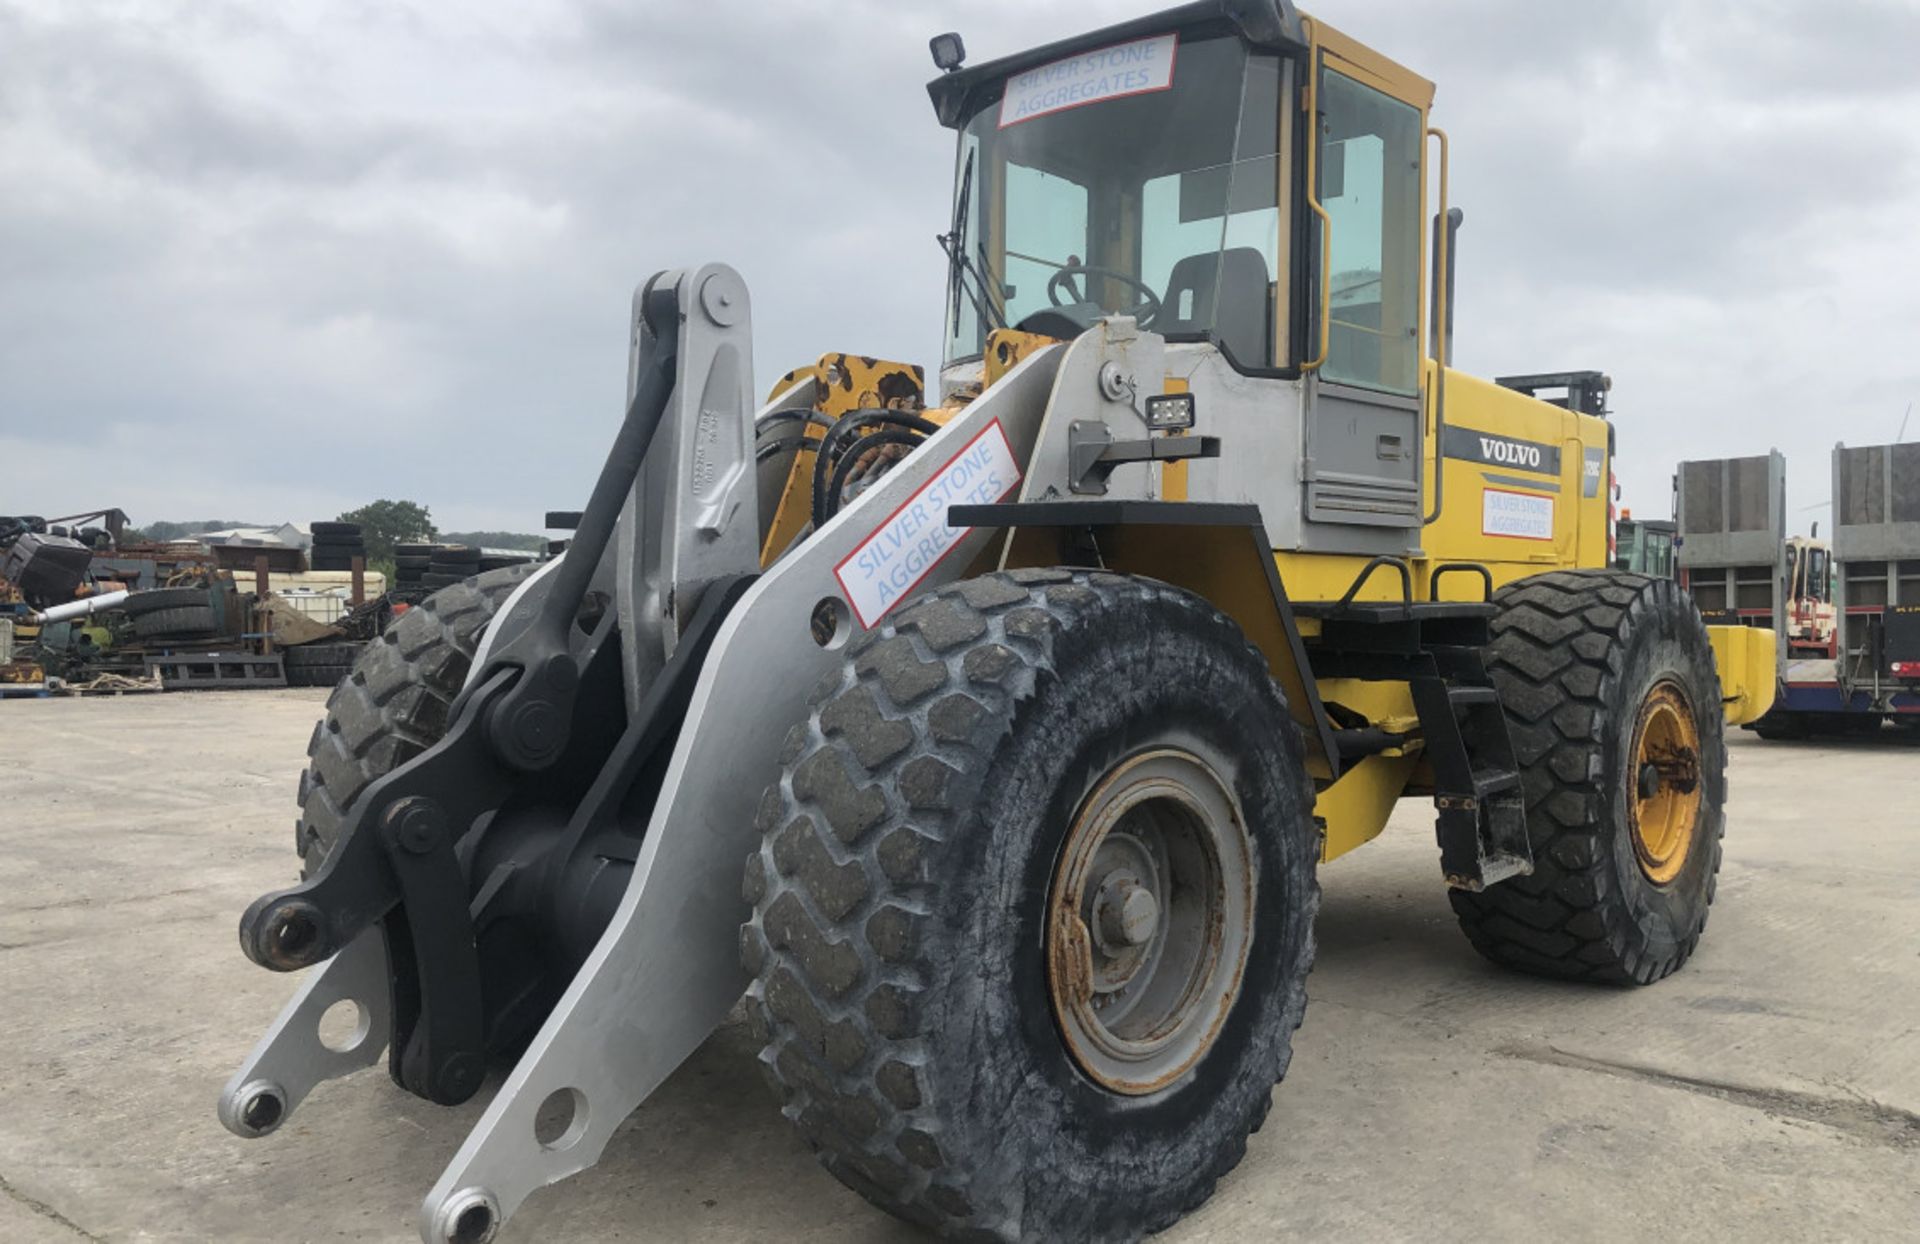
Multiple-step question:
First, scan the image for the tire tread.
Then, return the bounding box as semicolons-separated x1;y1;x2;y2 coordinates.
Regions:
1449;569;1725;986
293;564;532;872
743;569;1319;1241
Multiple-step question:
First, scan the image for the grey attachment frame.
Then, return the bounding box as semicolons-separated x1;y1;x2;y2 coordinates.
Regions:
214;265;761;1157
217;261;1071;1244
415;338;1064;1244
217;929;390;1140
617;264;762;712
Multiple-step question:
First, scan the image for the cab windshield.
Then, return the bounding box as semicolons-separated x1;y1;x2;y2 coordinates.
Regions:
943;34;1285;369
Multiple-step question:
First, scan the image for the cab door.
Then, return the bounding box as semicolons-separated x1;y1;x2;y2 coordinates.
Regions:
1299;30;1434;549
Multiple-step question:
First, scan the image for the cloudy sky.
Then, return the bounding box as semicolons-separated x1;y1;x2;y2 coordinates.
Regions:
1;0;1915;534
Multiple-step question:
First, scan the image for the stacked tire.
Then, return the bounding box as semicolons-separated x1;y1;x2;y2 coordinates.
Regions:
544;510;579;560
394;542;439;594
122;586;219;641
309;522;367;572
477;552;534;573
423;545;481;590
283;640;367;688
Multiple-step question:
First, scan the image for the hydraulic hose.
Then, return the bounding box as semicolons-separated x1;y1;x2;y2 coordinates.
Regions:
810;409;943;527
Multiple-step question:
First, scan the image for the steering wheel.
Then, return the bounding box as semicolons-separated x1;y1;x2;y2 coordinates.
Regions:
1046;264;1162;329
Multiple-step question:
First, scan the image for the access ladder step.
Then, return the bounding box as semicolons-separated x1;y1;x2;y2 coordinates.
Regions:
1476;851;1533;888
1408;670;1537;890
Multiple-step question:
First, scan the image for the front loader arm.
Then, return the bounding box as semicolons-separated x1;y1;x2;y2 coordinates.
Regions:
416;342;1061;1242
218;260;1064;1244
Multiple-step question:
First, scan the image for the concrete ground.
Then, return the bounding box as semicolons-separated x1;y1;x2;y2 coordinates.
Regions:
1;690;1915;1243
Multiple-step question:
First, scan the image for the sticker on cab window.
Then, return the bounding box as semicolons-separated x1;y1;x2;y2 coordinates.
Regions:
998;33;1178;129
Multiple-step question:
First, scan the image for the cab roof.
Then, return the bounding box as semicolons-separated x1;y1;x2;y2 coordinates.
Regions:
926;0;1434;127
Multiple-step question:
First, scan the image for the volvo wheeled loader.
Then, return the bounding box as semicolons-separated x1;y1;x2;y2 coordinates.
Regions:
218;4;1777;1240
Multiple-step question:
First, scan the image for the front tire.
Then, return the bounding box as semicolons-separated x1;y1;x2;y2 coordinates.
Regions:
294;564;534;873
742;569;1318;1242
1451;569;1727;985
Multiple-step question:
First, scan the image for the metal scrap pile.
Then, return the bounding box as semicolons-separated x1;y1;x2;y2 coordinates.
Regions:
0;514;377;695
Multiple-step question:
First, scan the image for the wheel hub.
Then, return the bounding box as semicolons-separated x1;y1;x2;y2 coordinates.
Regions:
1628;680;1704;886
1046;749;1255;1096
1095;874;1159;950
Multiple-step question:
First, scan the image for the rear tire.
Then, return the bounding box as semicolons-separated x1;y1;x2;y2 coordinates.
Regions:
1450;570;1727;985
742;569;1318;1242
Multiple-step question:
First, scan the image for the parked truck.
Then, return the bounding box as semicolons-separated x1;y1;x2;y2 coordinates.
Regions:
1813;440;1920;732
1679;445;1918;737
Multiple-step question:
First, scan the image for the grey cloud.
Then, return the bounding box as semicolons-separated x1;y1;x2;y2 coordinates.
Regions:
0;0;1915;534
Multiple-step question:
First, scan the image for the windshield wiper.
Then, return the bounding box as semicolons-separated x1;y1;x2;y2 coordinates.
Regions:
938;149;1005;333
975;238;1007;326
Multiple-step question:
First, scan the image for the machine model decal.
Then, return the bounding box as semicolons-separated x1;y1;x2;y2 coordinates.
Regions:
1482;487;1555;541
999;33;1177;129
1441;423;1562;475
834;419;1022;626
1583;446;1606;498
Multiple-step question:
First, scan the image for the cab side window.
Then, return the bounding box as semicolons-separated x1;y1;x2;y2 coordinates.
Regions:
1317;69;1421;394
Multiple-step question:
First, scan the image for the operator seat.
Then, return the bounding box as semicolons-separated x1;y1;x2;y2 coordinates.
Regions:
1160;246;1272;368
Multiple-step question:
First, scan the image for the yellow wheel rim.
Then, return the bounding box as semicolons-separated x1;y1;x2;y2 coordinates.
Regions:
1628;680;1703;885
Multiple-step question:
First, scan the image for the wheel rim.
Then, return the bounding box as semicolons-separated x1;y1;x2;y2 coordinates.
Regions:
1045;749;1254;1095
1628;680;1704;885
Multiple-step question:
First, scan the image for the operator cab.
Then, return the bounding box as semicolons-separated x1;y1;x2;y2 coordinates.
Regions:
1785;537;1832;607
931;0;1427;401
924;2;1606;569
941;32;1285;366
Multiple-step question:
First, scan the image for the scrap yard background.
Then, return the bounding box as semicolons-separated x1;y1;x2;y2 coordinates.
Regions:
1;692;1914;1242
0;510;564;697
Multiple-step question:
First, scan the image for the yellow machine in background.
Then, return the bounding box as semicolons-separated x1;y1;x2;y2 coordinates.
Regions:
222;6;1775;1243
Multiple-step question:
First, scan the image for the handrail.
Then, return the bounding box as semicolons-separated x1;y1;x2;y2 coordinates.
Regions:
1427;127;1450;368
1300;21;1331;372
1334;555;1414;610
1422;124;1451;526
1428;562;1493;603
1303;200;1332;372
